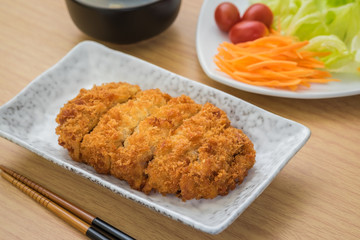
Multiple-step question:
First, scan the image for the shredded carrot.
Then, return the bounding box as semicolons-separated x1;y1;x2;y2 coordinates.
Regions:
214;32;340;91
247;60;298;71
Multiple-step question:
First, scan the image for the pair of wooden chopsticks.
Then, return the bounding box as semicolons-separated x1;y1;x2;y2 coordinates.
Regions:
0;165;134;240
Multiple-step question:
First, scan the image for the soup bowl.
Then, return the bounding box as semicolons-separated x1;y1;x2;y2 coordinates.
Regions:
65;0;181;44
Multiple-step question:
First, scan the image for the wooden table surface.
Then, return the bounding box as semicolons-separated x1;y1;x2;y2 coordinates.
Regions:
1;1;359;239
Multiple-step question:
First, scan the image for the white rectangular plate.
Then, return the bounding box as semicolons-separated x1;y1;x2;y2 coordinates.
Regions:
0;41;310;234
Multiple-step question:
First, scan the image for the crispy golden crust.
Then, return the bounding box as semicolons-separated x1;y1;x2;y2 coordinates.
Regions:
142;102;231;195
55;82;140;161
80;89;171;173
110;95;201;190
179;127;256;200
56;83;256;201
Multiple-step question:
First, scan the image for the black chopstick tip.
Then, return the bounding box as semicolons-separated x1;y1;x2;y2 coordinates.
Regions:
92;217;135;240
86;227;111;240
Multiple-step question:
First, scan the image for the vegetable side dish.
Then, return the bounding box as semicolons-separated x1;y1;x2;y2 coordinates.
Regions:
212;1;353;90
56;82;256;201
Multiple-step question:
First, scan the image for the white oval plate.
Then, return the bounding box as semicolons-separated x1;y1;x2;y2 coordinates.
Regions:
0;41;310;234
196;0;360;99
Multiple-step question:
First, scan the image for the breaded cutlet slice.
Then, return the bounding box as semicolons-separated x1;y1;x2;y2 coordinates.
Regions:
80;89;171;174
142;102;231;195
55;82;140;161
110;95;201;190
179;127;256;200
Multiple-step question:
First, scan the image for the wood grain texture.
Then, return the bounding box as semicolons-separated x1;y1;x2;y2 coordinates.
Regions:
0;165;95;225
0;171;90;235
1;0;360;239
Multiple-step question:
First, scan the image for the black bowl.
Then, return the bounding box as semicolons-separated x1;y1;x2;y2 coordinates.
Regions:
65;0;181;44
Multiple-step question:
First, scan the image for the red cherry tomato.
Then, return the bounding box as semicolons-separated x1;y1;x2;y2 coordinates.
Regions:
242;3;273;28
214;2;241;32
229;20;268;44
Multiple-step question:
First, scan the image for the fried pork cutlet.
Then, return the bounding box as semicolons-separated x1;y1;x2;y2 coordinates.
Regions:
56;82;256;201
179;127;256;200
142;102;231;196
80;89;171;173
56;82;140;161
110;95;201;190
